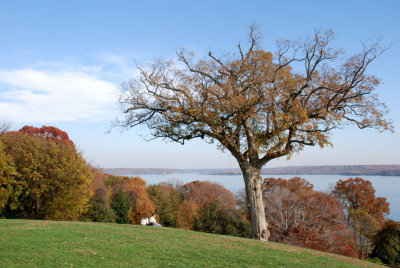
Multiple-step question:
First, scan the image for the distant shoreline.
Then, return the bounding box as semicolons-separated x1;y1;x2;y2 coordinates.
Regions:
102;164;400;176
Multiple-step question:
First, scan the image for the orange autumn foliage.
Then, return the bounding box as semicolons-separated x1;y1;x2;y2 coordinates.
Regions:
125;177;154;224
176;181;237;229
332;177;390;224
332;177;390;259
176;200;198;230
263;177;314;197
181;181;236;209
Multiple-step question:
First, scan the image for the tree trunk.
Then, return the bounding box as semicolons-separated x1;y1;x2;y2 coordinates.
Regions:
242;166;270;241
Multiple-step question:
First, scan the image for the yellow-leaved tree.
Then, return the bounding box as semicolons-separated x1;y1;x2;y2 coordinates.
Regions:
0;142;20;213
1;129;93;220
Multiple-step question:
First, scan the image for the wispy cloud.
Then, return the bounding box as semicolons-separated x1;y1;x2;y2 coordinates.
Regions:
93;52;139;79
0;67;120;123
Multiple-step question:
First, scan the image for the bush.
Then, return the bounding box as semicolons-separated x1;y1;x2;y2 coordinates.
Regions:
367;257;383;265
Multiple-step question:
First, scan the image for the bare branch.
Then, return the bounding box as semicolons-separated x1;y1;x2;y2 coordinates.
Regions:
0;120;12;136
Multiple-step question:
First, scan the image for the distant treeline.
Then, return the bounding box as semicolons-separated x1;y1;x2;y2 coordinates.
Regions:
102;165;400;176
264;165;400;176
102;168;182;175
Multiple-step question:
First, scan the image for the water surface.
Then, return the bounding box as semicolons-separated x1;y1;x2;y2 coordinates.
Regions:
129;173;400;221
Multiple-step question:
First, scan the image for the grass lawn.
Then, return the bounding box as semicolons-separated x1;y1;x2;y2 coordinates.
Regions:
0;219;381;267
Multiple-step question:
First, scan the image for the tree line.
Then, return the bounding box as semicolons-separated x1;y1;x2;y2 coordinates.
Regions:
0;125;398;265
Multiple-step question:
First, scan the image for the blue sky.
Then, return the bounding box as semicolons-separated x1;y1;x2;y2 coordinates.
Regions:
0;0;399;169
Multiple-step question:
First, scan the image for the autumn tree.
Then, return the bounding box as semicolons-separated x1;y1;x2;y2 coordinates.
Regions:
263;177;356;256
0;132;93;220
106;175;129;194
88;167;110;195
117;25;392;240
181;181;236;209
174;180;250;236
124;177;155;224
84;168;115;223
348;209;380;259
332;177;390;224
263;177;313;197
176;181;237;230
105;175;154;224
0;142;20;214
176;199;198;230
332;177;390;258
147;183;183;227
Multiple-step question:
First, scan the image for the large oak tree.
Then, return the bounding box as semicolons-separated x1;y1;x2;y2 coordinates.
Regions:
117;26;392;240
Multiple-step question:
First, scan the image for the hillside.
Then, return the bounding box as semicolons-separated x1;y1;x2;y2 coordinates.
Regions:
0;219;381;267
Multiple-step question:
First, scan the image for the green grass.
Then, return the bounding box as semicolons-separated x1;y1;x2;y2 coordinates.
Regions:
0;219;381;267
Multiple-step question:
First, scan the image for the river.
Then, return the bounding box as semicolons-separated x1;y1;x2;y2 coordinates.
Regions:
127;173;400;221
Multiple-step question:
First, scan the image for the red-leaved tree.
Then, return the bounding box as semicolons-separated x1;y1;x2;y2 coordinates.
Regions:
18;126;74;147
264;177;356;257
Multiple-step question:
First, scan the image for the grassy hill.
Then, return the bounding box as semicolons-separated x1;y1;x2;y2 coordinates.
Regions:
0;219;381;267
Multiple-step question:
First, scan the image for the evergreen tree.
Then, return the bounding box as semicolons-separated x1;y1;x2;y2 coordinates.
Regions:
85;188;115;223
110;189;130;224
371;220;400;265
194;200;250;238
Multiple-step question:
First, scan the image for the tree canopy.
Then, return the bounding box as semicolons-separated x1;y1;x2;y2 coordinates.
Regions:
0;142;19;213
117;25;392;240
18;126;75;147
0;130;93;220
119;27;391;167
332;177;390;224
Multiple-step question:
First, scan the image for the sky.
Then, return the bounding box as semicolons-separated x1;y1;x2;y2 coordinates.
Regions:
0;0;399;169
